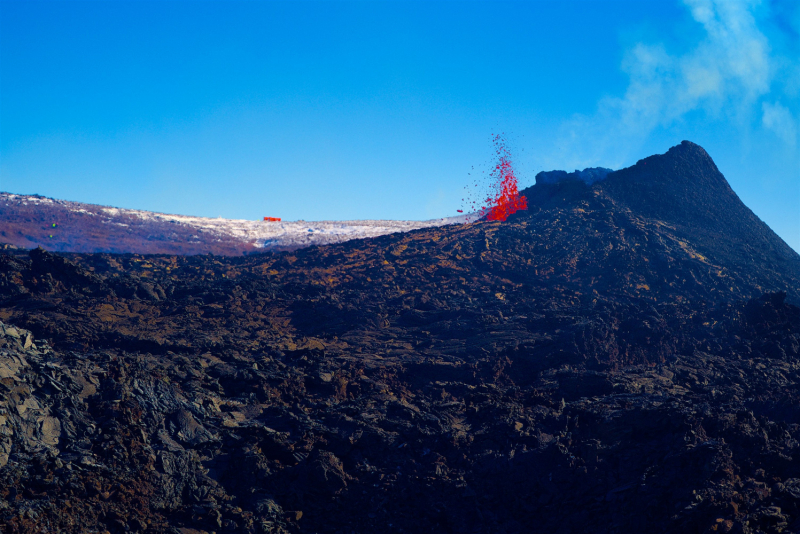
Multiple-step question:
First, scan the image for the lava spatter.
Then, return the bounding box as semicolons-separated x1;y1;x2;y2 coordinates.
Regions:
484;134;528;221
462;134;528;221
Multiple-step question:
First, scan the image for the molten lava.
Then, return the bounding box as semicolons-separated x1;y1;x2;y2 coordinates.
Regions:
482;134;527;221
461;134;528;221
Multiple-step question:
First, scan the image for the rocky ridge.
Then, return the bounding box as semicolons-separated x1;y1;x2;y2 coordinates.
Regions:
535;167;614;185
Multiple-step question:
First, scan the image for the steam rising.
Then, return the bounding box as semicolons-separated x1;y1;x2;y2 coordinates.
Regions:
548;0;799;170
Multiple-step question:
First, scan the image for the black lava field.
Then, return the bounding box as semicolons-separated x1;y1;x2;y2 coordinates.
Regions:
1;141;799;534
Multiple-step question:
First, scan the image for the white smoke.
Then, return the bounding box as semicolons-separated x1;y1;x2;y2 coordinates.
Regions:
762;101;798;147
548;0;799;169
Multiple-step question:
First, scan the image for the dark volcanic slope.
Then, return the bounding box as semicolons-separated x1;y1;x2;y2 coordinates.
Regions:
0;142;799;534
517;141;799;306
597;141;800;296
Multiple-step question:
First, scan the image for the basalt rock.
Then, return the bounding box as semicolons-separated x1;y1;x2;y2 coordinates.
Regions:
0;142;799;533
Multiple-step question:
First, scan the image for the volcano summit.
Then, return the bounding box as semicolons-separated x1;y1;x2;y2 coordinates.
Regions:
0;142;799;534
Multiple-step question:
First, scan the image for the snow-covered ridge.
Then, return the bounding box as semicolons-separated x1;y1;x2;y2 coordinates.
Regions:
1;193;471;250
96;204;471;248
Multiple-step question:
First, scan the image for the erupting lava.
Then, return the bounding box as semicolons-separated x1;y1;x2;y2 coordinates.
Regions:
462;134;528;222
484;134;528;221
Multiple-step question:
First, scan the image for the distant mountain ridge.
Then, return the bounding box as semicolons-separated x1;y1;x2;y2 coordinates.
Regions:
0;192;469;255
2;140;796;302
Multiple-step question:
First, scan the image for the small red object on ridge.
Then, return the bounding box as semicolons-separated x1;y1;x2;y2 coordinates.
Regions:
263;217;282;222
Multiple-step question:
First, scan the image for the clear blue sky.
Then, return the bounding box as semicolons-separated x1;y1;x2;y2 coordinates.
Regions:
1;0;798;251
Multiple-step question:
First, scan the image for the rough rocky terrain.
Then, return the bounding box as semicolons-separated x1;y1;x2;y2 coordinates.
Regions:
0;141;799;534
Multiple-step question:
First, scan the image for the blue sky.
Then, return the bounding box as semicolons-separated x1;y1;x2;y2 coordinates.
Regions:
1;0;798;251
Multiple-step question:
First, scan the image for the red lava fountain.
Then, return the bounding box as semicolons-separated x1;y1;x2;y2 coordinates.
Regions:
482;134;527;221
